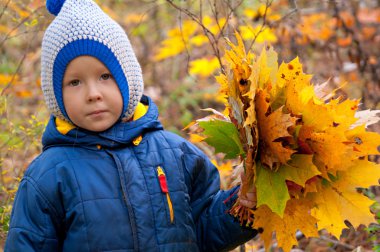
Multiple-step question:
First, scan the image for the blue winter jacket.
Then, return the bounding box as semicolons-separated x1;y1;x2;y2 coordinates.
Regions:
5;96;257;251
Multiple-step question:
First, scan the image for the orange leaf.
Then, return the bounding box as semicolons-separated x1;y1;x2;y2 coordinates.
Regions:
337;36;352;47
15;90;32;98
256;89;296;169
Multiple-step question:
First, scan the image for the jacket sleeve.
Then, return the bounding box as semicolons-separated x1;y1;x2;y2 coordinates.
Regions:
182;142;257;252
5;177;61;252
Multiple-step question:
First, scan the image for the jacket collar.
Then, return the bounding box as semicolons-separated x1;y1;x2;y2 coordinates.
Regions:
42;96;163;150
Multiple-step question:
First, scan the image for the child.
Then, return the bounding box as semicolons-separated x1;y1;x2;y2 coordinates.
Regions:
5;0;257;251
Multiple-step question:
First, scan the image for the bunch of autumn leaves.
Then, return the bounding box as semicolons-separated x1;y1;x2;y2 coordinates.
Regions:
194;33;380;251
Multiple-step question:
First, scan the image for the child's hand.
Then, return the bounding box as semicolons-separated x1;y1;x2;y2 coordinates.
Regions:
238;172;257;209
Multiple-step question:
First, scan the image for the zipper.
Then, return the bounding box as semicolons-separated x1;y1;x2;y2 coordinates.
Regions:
107;150;139;251
157;166;174;223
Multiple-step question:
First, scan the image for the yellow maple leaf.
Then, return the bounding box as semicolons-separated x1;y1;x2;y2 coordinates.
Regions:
340;159;380;189
329;98;359;129
253;199;318;252
277;58;319;117
188;133;206;143
189;57;220;77
224;32;253;90
309;185;346;238
310;181;377;237
154;36;187;61
239;25;278;43
300;100;334;131
189;34;209;47
215;74;229;97
298;127;350;177
345;125;380;156
282;154;321;187
154;20;198;61
255;89;296;168
310;160;380;237
243;5;272;19
202;16;226;35
252;46;278;90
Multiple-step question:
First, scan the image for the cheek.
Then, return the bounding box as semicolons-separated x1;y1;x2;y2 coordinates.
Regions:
108;84;123;115
63;89;82;120
113;91;123;115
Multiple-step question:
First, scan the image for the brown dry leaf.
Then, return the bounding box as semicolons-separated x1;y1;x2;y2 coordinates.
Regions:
255;89;296;169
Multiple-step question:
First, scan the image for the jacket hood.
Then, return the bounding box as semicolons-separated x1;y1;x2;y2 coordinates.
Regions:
42;95;163;150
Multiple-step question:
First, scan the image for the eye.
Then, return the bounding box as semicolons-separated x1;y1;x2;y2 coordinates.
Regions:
69;80;80;86
100;73;112;80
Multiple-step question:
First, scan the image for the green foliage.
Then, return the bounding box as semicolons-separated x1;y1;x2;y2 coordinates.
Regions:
255;161;290;216
0;205;11;232
198;120;244;159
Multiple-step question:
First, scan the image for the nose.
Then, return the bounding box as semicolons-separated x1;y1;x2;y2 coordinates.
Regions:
86;82;102;102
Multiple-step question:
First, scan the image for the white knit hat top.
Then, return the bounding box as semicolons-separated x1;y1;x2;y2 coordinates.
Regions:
41;0;144;122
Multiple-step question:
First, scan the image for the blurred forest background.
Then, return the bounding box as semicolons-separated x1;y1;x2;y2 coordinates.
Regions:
1;0;380;251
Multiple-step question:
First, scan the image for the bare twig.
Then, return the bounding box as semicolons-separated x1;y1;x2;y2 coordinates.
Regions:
218;0;244;40
177;7;191;74
319;235;355;250
247;0;273;51
268;3;298;29
0;22;40;96
5;28;44;40
0;6;44;48
165;0;225;73
0;0;11;21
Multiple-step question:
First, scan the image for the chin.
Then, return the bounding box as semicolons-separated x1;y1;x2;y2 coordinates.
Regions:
82;123;112;132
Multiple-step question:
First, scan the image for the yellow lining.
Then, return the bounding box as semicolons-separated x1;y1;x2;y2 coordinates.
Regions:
56;118;76;135
132;102;148;121
132;103;148;146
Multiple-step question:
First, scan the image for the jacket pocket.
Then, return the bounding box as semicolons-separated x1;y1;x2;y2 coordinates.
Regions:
156;166;174;224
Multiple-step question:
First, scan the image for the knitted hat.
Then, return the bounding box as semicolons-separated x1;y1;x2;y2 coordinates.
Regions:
41;0;144;121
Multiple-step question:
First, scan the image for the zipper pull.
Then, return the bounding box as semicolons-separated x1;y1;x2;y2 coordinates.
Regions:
157;166;169;193
157;166;174;223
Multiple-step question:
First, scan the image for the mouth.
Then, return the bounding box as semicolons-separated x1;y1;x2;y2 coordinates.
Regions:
87;110;108;116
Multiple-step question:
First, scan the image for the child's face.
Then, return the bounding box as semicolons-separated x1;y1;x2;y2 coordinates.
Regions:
62;56;123;132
